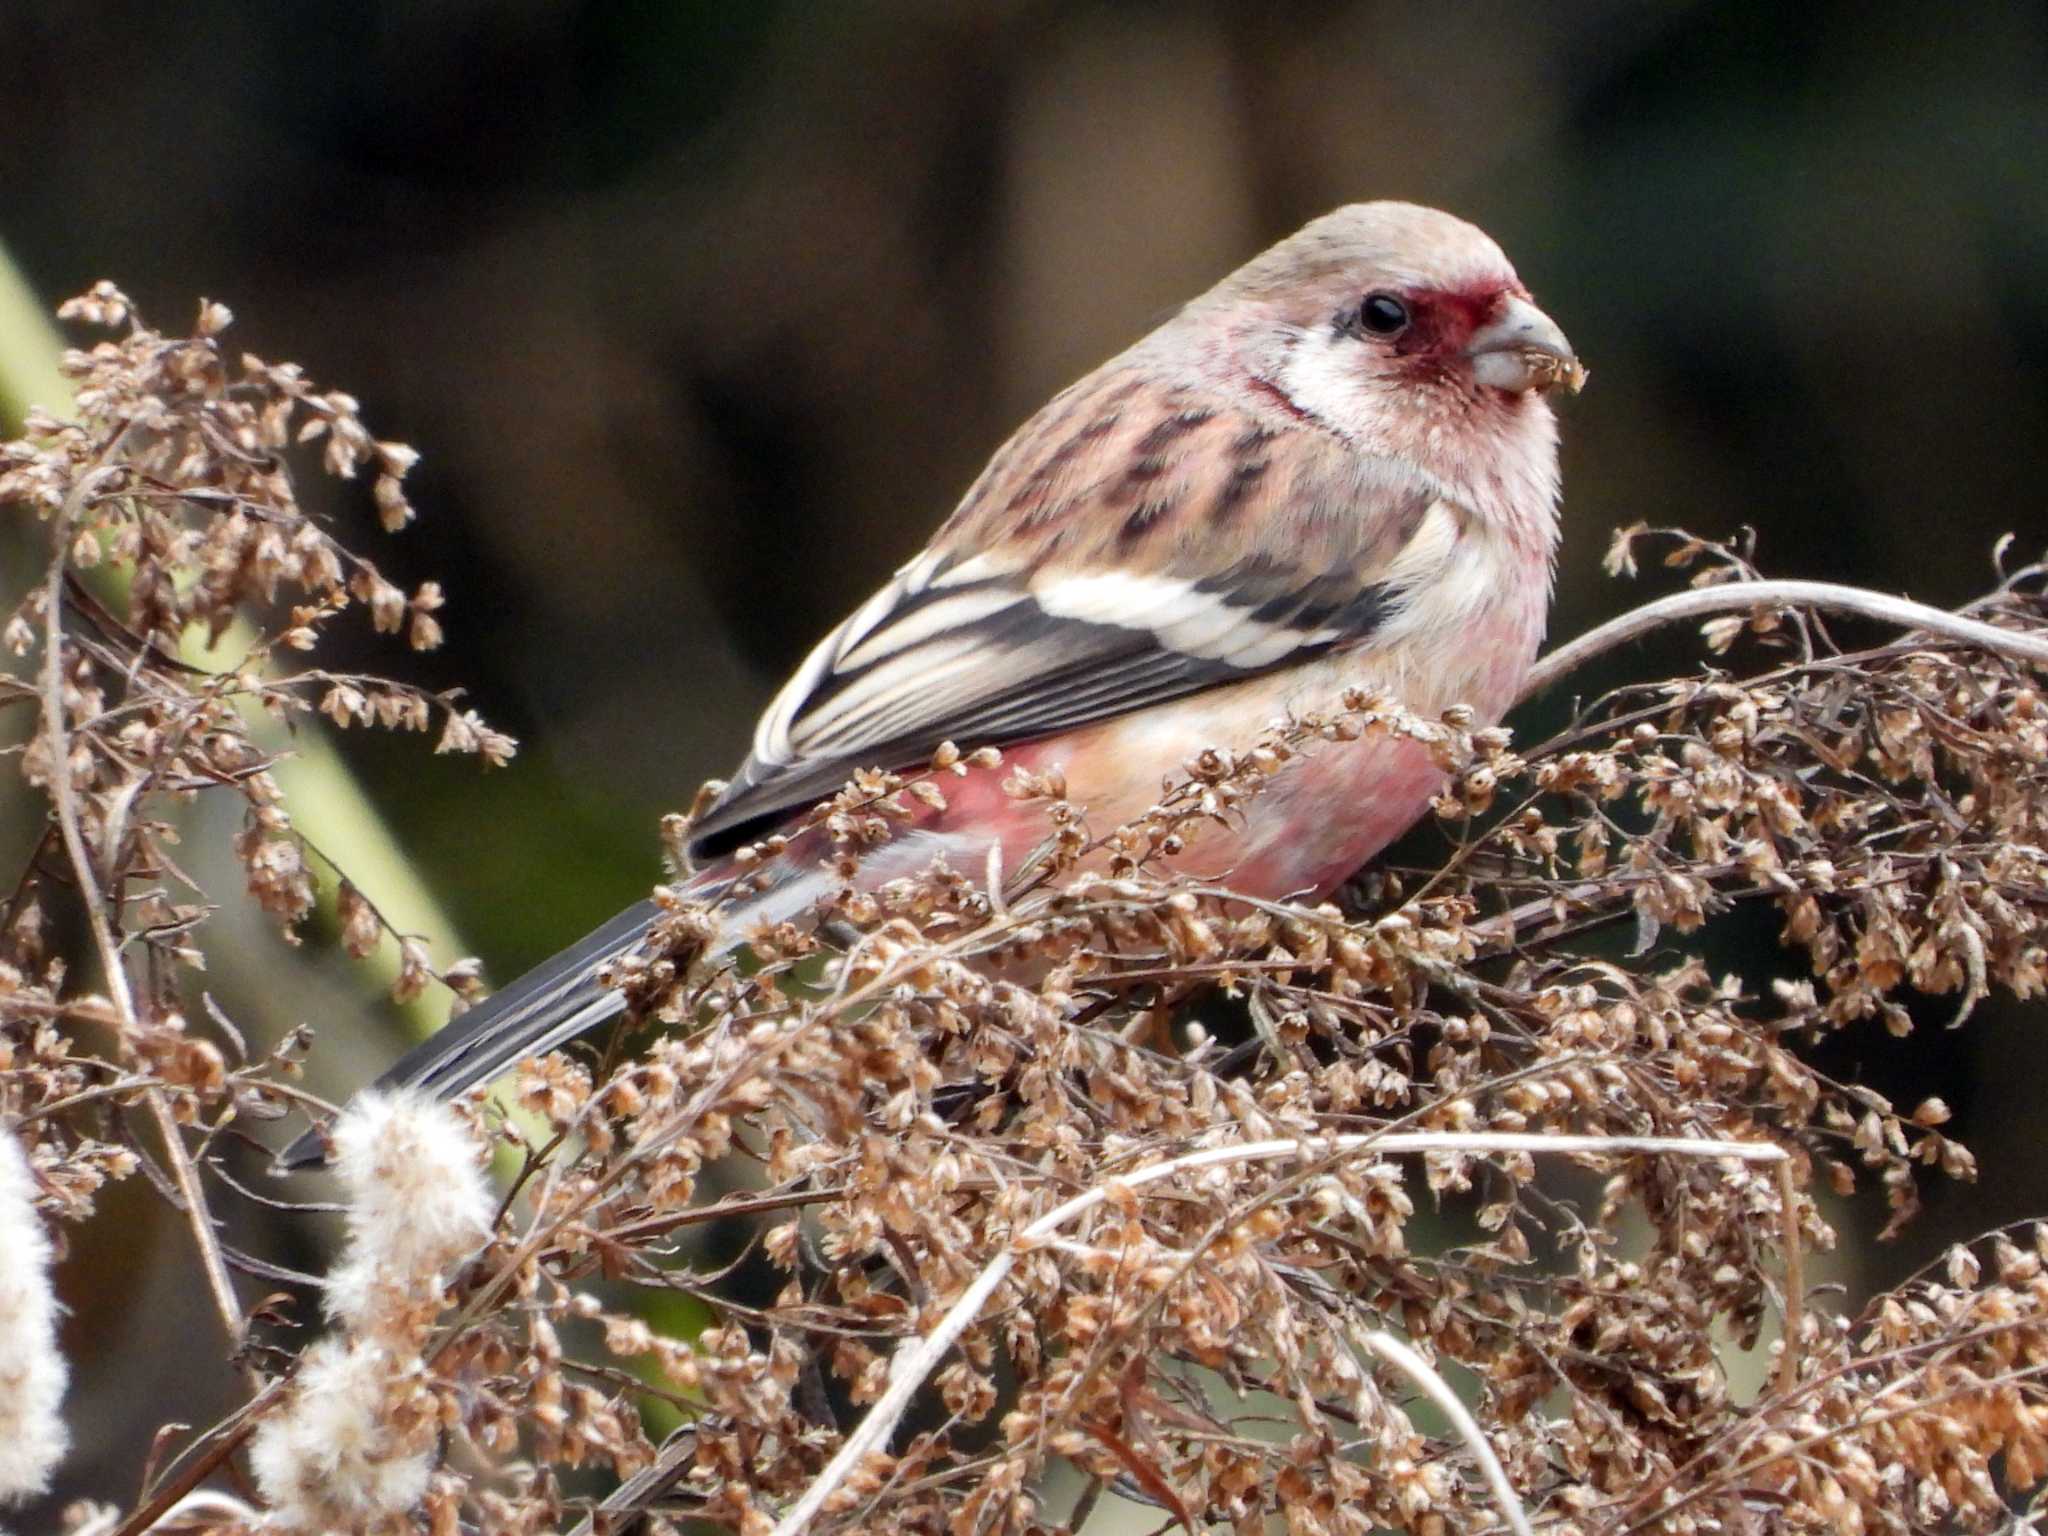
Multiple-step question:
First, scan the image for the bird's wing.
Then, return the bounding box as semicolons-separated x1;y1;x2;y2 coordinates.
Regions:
688;370;1465;857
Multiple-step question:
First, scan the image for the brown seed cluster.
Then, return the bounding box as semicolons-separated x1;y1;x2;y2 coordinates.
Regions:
7;294;2048;1536
0;286;510;1017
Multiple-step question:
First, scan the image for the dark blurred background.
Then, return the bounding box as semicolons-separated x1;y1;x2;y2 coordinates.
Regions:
5;0;2047;1512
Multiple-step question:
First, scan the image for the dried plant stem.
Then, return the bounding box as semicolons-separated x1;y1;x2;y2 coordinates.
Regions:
563;1429;699;1536
105;1376;288;1536
1774;1159;1806;1398
142;1100;242;1346
1523;578;2048;699
39;497;244;1357
1360;1328;1533;1536
770;1132;1785;1536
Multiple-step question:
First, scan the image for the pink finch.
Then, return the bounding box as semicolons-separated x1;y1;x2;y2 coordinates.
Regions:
281;201;1579;1166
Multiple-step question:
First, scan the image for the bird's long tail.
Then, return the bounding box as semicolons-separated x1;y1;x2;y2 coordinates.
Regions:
276;866;752;1170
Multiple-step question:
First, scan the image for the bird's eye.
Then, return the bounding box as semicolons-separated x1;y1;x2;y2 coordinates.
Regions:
1358;292;1409;335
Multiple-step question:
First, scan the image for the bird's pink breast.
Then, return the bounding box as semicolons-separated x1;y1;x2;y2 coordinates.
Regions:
920;722;1447;901
920;636;1528;902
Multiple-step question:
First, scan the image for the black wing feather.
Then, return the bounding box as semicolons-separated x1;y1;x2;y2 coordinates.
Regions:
688;584;1393;858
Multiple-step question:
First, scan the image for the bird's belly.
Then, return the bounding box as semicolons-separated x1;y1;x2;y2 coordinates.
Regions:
981;651;1487;901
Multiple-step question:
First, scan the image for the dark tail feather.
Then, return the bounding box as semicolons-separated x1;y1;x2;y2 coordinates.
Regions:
277;897;664;1170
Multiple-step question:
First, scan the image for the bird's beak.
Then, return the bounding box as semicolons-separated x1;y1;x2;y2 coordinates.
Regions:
1466;295;1585;395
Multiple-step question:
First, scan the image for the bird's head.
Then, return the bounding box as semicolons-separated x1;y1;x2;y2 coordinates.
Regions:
1185;202;1582;520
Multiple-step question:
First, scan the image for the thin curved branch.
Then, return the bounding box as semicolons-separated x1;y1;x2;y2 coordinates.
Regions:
1523;578;2048;701
1360;1328;1533;1536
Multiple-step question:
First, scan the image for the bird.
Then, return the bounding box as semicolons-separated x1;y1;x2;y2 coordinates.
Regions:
278;201;1580;1169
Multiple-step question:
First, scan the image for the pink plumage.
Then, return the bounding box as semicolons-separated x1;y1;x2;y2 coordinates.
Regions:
281;201;1581;1161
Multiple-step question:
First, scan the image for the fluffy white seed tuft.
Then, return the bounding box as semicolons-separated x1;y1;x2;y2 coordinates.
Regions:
252;1092;489;1530
247;1337;433;1531
321;1089;492;1333
0;1124;70;1504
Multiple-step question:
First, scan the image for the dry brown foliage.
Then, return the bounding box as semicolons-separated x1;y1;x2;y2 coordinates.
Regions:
5;291;2048;1536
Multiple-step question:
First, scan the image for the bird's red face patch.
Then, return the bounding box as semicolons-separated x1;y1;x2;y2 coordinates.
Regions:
1389;282;1523;366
